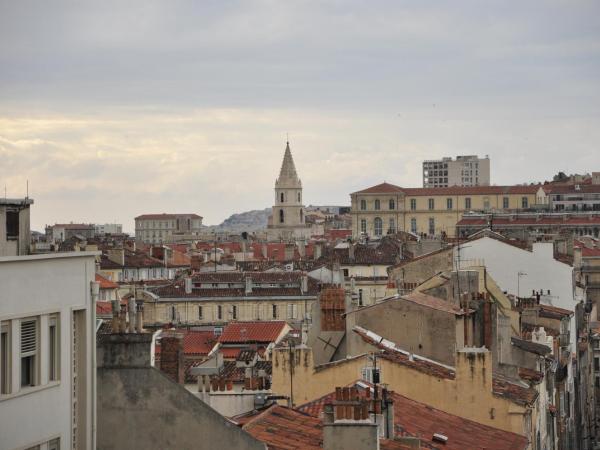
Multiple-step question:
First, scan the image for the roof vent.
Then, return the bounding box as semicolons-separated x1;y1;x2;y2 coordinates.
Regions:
432;433;448;443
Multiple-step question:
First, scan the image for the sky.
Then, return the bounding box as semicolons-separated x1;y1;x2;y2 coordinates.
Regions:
1;1;599;232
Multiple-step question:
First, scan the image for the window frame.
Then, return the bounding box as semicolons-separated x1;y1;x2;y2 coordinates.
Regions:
20;318;39;388
428;198;434;210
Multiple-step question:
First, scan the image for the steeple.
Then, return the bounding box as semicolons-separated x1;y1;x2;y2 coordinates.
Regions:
276;141;302;188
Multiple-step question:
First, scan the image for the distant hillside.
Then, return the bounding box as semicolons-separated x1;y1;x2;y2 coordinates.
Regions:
210;208;271;232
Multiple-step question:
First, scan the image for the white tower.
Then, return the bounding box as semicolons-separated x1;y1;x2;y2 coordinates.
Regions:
273;141;305;228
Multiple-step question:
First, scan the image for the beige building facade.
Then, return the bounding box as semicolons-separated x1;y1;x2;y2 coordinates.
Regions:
350;182;539;238
135;213;203;244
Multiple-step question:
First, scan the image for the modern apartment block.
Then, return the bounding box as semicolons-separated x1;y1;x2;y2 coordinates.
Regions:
422;155;490;188
134;213;203;244
94;223;123;236
0;251;99;450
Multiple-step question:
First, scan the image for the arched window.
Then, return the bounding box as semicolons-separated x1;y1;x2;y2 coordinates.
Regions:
374;199;381;210
389;199;395;210
279;209;284;224
300;209;303;222
280;192;284;203
297;192;301;202
360;199;367;210
374;217;383;236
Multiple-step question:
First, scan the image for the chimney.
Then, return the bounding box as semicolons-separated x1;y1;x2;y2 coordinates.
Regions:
297;239;306;258
128;296;137;333
135;300;144;333
159;332;185;384
184;276;193;294
349;242;355;261
262;243;268;259
301;274;309;294
245;276;253;295
322;387;379;450
314;243;323;260
107;248;125;266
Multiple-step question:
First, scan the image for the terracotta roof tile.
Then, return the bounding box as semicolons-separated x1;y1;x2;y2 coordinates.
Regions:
219;321;289;344
297;382;529;450
352;182;405;194
96;273;119;289
135;213;202;220
492;375;538;406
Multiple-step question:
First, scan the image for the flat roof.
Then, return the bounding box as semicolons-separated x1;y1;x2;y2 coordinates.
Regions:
0;198;34;206
0;251;100;263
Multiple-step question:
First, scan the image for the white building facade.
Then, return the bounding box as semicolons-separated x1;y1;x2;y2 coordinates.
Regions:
0;252;98;450
423;155;490;188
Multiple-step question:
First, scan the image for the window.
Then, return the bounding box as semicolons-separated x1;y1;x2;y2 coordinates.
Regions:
217;305;223;320
428;218;435;236
410;218;417;234
272;304;278;319
374;199;381;210
48;315;59;382
198;306;203;320
374;217;383;236
522;197;529;208
343;268;349;277
232;305;238;320
483;197;490;210
360;219;367;234
446;198;453;210
389;199;395;210
1;322;10;394
360;199;367;210
503;197;509;209
358;289;363;307
20;319;38;387
595;357;600;372
297;192;301;202
170;306;177;321
6;210;19;239
287;304;298;319
465;197;471;209
428;198;434;210
389;218;395;234
48;439;60;450
280;192;284;203
410;199;417;211
279;209;284;224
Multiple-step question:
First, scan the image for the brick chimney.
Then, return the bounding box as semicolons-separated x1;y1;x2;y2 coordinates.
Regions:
159;332;185;384
322;387;379;450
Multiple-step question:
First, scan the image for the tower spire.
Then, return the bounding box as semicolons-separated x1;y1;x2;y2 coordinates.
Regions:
276;140;301;188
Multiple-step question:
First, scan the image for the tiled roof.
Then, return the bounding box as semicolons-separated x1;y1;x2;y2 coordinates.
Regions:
402;185;540;196
538;304;573;319
96;301;113;316
99;254;123;269
155;330;216;357
96;273;119;289
492;375;538;406
135;213;202;220
242;405;410;450
581;246;600;257
401;292;469;316
352;326;455;380
298;383;529;450
511;337;552;356
458;215;600;227
52;223;95;229
152;285;318;299
518;367;544;384
352;182;404;194
545;184;600;194
192;271;307;283
219;321;289;344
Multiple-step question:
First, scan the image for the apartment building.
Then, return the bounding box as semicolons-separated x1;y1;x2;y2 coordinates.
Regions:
0;198;33;257
423;155;490;188
135;213;203;244
350;182;538;238
0;251;98;450
93;223;123;236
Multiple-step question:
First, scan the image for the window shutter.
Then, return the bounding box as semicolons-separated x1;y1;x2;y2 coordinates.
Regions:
21;320;37;355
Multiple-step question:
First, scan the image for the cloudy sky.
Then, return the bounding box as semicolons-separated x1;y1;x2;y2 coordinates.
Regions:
1;1;599;232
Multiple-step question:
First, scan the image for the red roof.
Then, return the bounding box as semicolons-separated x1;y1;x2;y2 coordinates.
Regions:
297;383;528;450
581;247;600;257
219;321;289;344
155;330;216;356
135;213;202;220
458;215;600;227
352;182;404;194
353;183;539;196
242;405;410;450
96;301;113;316
96;273;119;289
